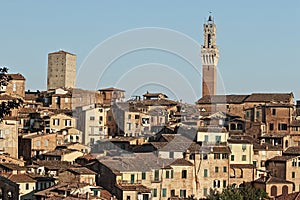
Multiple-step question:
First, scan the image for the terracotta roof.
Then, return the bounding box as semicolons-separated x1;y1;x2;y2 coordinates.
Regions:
43;148;78;156
197;95;249;104
68;167;96;175
143;93;168;98
142;99;178;106
170;158;193;166
0;163;26;171
99;153;172;172
253;143;282;151
275;192;300;200
98;87;125;92
254;176;294;184
116;183;151;193
290;120;300;127
283;147;300;155
77;154;96;161
197;93;294;105
7;73;25;80
8;174;36;183
198;127;227;133
268;155;297;162
49;50;76;56
24;93;39;101
244;93;293;103
0;94;17;100
33;160;74;170
213;146;231;153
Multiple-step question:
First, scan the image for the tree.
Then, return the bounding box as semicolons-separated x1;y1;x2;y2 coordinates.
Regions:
206;184;269;200
0;67;22;121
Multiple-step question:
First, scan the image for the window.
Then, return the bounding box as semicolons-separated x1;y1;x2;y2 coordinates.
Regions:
214;153;220;159
166;171;170;178
65;119;71;126
0;130;3;138
269;123;274;131
272;109;276;115
127;123;131;131
213;180;221;188
222;154;228;159
99;116;103;121
90;116;95;121
278;123;288;131
261;161;265;167
204;169;208;177
90;138;95;145
171;170;174;178
215;167;219;173
44;140;48;147
203;188;208;196
169;152;174;158
223;180;227;188
13;83;16;92
130;174;135;183
253;161;257;167
128;114;131;119
99;108;103;113
242;144;246;151
36;140;41;147
223;166;227;173
162;188;167;197
182;170;187;179
246;111;250;118
242;155;247;161
292;172;296;178
153;189;157;197
171;189;175;197
204;135;209;142
142;172;146;180
53;119;59;126
231;155;235;161
135;115;139;119
180;190;186;198
215;136;221;142
256;111;260;118
154;170;159;181
271;186;277;196
25;183;29;190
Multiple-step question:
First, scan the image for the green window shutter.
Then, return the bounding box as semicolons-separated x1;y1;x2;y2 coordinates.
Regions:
204;169;208;177
162;188;167;197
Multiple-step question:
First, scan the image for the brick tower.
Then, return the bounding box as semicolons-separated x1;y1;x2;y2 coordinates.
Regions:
201;14;219;97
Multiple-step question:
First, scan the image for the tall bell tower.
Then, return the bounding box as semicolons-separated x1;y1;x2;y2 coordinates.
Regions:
201;14;219;97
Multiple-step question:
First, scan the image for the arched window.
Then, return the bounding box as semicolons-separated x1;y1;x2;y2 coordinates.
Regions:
271;185;277;196
282;185;288;195
237;123;243;130
230;124;236;130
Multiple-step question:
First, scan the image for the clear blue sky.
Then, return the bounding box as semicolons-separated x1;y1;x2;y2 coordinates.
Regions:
1;1;299;103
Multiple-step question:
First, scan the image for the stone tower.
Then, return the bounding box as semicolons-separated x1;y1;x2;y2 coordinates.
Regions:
47;50;76;90
201;15;219;97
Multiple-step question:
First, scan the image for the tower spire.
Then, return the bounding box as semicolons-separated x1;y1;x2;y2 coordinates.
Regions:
201;13;219;97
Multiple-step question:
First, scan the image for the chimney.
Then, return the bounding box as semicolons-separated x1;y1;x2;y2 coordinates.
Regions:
184;150;190;160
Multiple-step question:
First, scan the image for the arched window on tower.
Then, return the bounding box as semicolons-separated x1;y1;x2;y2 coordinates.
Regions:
208;34;211;47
